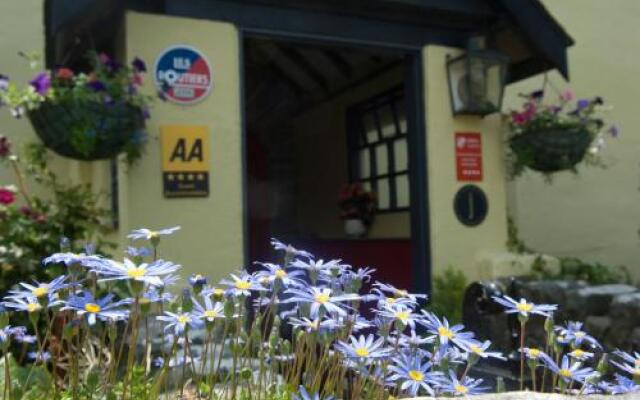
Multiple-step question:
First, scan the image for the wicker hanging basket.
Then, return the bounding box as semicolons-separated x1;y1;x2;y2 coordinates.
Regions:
509;128;593;173
27;99;145;161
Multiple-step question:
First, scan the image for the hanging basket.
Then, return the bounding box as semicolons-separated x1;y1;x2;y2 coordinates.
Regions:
509;128;593;173
27;99;145;161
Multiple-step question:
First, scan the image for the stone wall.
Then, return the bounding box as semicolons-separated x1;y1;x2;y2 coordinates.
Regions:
464;279;640;351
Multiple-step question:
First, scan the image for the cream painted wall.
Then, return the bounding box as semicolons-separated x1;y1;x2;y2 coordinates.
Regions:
424;46;508;282
504;1;640;281
293;66;411;239
124;12;244;285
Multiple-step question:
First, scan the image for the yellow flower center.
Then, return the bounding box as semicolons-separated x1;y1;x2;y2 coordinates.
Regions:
470;345;483;355
275;269;287;279
633;368;640;376
309;320;319;330
32;286;49;298
148;231;159;239
386;297;396;304
204;310;218;319
574;331;585;338
84;303;101;313
438;326;454;339
516;302;533;313
396;289;408;297
408;370;424;382
571;349;585;358
314;293;331;304
454;384;469;394
395;311;410;323
213;288;225;297
139;298;151;305
26;303;41;313
127;266;146;279
235;280;252;290
528;348;540;358
177;315;191;324
559;369;572;378
354;347;369;357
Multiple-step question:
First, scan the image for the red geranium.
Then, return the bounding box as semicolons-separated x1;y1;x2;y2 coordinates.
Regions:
56;67;74;80
0;188;15;205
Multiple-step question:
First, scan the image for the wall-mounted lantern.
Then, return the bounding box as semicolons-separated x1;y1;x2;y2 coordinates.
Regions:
446;45;509;117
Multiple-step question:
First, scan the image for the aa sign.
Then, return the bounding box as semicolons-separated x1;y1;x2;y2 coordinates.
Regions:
161;125;210;197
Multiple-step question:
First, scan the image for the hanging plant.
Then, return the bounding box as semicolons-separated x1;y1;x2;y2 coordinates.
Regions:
0;51;153;163
507;88;619;178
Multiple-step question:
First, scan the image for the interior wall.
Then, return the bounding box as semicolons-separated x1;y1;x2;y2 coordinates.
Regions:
504;0;640;282
423;45;509;282
291;65;411;239
124;12;243;285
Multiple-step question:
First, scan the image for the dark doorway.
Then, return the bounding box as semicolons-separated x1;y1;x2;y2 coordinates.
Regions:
243;36;428;294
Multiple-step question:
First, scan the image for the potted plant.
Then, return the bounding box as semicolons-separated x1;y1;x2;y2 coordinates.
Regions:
0;52;152;163
507;89;619;177
338;183;376;237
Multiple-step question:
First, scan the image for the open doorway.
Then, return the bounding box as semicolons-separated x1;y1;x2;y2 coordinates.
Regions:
244;36;424;292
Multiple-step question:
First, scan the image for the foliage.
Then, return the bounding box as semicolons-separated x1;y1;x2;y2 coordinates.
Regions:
507;216;632;285
0;136;113;294
338;183;377;225
0;51;152;163
532;257;632;286
426;266;467;325
506;88;618;177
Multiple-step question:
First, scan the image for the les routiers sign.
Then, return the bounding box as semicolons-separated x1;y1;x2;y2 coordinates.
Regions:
154;45;212;105
161;125;210;198
455;132;483;182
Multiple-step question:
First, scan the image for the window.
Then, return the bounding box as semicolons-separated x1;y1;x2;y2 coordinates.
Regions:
347;86;409;212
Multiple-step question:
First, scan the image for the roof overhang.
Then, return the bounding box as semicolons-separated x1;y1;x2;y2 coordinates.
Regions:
45;0;573;83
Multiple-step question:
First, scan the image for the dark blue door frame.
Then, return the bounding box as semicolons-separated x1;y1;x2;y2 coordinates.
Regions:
238;30;432;296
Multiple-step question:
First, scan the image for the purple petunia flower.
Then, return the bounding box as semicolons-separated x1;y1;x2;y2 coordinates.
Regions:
576;99;591;111
132;57;147;73
29;72;50;95
0;74;8;91
86;80;107;92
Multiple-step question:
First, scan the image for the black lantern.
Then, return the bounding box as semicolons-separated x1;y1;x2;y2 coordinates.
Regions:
447;47;509;116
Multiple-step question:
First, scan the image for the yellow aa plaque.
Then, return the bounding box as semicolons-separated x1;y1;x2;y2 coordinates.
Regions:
160;125;210;198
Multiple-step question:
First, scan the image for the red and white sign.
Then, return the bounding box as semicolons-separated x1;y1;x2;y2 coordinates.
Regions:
455;132;482;181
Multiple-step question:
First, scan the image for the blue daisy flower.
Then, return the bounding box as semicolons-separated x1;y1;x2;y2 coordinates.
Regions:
156;311;203;336
388;353;440;397
440;370;488;396
283;286;360;318
270;238;314;259
95;258;181;287
419;312;476;350
192;295;224;323
334;334;391;362
547;355;595;384
492;295;557;318
127;226;181;241
219;272;266;297
62;291;131;325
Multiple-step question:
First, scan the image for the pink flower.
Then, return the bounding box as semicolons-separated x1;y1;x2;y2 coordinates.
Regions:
560;90;574;102
0;188;15;205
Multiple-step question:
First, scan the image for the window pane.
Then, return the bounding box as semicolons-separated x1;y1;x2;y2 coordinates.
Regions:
396;174;410;208
394;100;407;134
377;178;390;210
359;149;370;179
394;138;408;172
362;112;378;144
362;180;372;193
375;144;388;176
378;105;396;138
